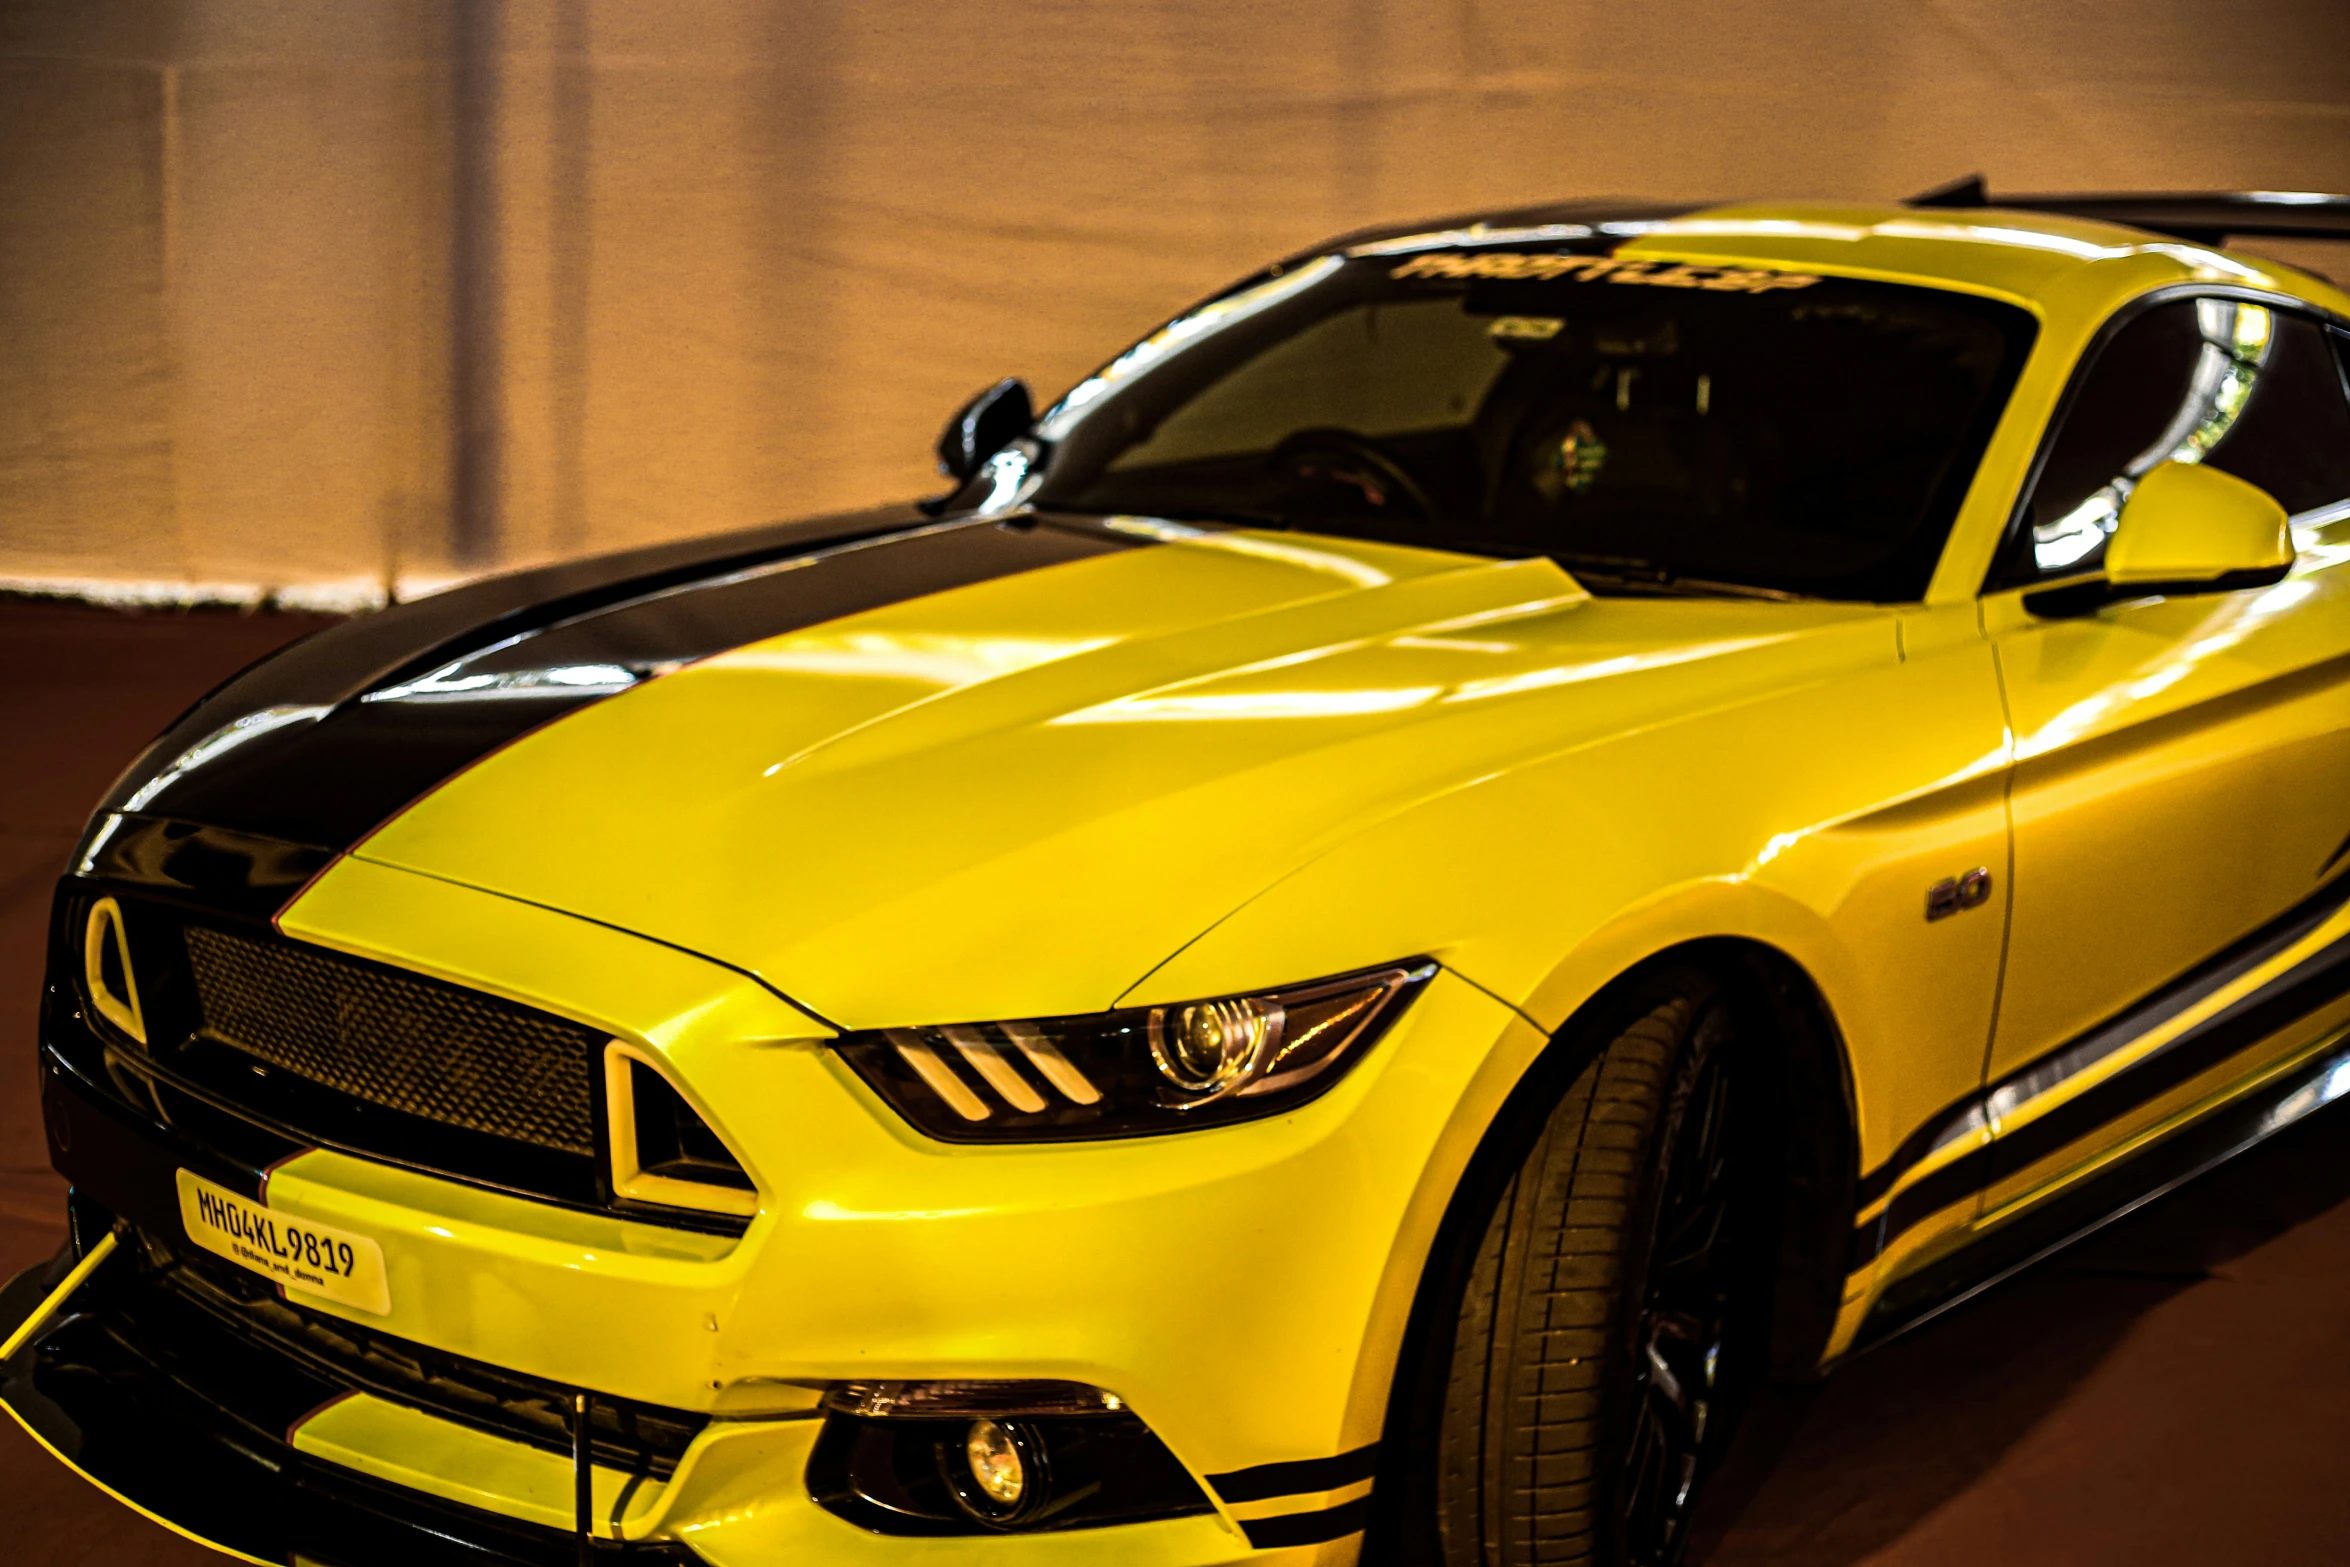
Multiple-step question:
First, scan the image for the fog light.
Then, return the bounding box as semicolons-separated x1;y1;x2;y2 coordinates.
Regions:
808;1385;1212;1536
966;1419;1024;1506
943;1417;1047;1525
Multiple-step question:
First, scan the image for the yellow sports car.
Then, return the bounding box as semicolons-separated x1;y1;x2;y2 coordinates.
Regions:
9;181;2350;1567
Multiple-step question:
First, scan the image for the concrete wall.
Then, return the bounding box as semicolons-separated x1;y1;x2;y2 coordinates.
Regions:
4;0;2348;600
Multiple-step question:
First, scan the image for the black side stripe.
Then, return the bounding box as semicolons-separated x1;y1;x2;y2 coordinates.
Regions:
1207;1441;1380;1505
2320;820;2350;882
1988;927;2350;1183
1852;1141;1995;1270
1853;1096;1984;1212
1853;866;2350;1222
1239;1496;1371;1548
94;513;1146;897
1852;883;2350;1269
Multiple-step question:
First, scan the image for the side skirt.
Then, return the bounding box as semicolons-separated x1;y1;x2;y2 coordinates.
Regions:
1848;1028;2350;1353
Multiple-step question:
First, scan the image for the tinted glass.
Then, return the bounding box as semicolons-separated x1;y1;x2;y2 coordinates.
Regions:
2206;317;2350;515
1028;251;2037;601
2006;300;2350;584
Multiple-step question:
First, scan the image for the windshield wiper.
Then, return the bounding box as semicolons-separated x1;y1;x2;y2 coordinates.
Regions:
1549;553;1807;602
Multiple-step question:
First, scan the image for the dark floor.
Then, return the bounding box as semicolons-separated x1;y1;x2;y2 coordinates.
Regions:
2;598;2347;1565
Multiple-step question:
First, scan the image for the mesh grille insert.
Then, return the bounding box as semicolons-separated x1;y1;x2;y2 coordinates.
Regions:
183;924;601;1156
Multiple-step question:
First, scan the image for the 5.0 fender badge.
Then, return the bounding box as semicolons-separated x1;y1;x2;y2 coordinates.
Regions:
1926;868;1993;922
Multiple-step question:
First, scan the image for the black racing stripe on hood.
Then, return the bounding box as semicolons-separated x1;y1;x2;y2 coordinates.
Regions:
89;514;1145;903
77;817;339;921
110;504;936;800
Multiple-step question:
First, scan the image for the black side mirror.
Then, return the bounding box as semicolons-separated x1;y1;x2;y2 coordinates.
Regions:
936;378;1033;483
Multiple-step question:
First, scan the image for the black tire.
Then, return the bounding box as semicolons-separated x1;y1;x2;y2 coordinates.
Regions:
1433;969;1767;1567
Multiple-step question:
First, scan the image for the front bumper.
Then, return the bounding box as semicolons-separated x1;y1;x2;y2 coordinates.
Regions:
0;1185;1265;1567
20;858;1539;1562
0;1230;701;1566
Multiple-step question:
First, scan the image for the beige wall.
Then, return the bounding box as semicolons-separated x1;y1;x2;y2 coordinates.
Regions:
4;0;2348;600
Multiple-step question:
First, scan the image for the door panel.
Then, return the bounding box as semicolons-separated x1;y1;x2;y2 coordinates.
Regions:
1980;298;2350;1208
1988;572;2350;1087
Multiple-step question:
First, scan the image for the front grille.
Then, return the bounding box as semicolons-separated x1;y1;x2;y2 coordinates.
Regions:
185;924;601;1156
56;887;751;1232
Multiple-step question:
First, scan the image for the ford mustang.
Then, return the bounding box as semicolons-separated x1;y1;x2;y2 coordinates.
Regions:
7;181;2350;1567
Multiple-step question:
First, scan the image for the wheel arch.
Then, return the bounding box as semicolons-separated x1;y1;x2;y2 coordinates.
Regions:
1360;935;1857;1563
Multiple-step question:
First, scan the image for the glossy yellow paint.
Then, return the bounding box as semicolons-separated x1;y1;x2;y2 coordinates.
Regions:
220;201;2350;1558
292;1393;666;1536
355;533;1568;1027
1984;508;2350;1085
281;849;1532;1549
2106;459;2293;584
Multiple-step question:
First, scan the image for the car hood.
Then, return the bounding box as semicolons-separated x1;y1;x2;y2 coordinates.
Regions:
353;518;1894;1027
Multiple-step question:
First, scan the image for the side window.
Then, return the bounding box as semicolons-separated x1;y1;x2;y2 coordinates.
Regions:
2205;320;2350;518
2001;299;2350;585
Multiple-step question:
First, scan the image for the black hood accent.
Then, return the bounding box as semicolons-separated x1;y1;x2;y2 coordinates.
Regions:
81;510;1146;913
79;817;337;921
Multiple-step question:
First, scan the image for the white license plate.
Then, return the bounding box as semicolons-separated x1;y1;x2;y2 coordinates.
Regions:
176;1169;391;1316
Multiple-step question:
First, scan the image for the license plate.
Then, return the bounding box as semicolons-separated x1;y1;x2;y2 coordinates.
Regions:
176;1169;391;1315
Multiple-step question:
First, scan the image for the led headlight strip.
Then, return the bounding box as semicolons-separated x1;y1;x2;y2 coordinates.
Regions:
833;961;1435;1141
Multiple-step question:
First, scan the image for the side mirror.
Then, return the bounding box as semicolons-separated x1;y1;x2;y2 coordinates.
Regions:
936;377;1033;484
2106;459;2292;592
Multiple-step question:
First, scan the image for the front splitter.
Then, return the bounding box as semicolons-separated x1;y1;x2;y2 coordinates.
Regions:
0;1236;700;1567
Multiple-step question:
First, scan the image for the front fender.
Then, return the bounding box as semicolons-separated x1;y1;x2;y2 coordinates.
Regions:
1126;605;2011;1322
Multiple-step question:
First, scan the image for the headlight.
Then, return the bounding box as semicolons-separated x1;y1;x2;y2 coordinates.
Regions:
832;961;1434;1141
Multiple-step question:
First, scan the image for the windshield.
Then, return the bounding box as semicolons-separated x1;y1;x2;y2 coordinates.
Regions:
1026;249;2038;601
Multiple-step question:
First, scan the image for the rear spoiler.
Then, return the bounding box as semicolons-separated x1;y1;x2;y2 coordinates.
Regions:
1907;174;2350;246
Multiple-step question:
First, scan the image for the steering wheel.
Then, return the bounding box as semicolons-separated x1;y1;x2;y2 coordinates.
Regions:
1265;428;1437;523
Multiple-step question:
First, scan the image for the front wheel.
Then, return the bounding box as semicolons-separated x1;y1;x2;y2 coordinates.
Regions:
1433;970;1770;1567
